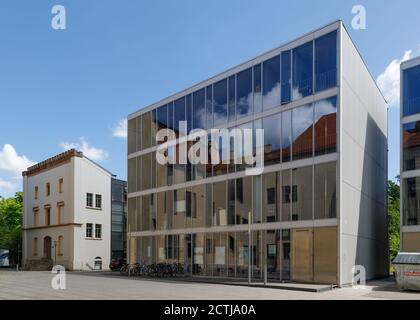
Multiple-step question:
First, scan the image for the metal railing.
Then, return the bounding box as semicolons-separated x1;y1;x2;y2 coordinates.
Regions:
315;69;337;92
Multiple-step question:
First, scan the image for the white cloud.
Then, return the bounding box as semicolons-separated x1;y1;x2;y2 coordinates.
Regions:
112;118;127;138
376;50;412;107
0;178;18;197
0;144;35;178
60;137;108;162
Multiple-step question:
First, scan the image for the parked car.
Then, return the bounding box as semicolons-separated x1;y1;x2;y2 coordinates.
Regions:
109;259;126;271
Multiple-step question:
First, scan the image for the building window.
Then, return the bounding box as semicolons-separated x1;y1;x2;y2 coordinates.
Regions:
58;178;63;193
94;257;102;270
253;64;262;113
263;113;281;165
267;188;276;205
263;55;280;110
213;78;228;126
34;186;38;200
205;86;213;129
144;112;154;149
58;236;63;256
227;180;235;226
314;162;337;219
95;194;102;209
192;185;205;228
193;88;206;130
95;224;102;239
281;110;292;163
57;203;64;224
44;207;51;226
33;208;39;227
128;117;137;154
174;97;187;136
33;238;38;256
403;121;420;171
228;75;236;122
157;104;169;140
236;177;252;225
314;97;337;156
186;94;192;134
403;177;420;226
293;41;313;100
86;193;93;207
292;104;314;160
281;50;292;104
46;183;50;197
213;181;227;226
403;65;420;117
236;67;253;119
86;223;93;238
282;185;297;203
315;31;337;92
263;172;278;222
292;166;313;221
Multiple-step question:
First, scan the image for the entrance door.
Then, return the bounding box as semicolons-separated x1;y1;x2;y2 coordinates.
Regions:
43;236;52;259
291;229;313;282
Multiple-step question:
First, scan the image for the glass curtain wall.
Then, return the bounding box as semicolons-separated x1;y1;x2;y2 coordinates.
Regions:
403;121;420;171
403;65;420;116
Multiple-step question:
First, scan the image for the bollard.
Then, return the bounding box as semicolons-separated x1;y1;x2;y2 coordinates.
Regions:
264;264;267;286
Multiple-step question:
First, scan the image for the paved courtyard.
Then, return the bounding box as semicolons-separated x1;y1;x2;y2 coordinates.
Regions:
0;269;419;300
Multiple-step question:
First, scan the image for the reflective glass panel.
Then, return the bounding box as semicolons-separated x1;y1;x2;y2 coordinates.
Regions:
292;104;313;160
236;68;253;118
403;65;420;116
254;64;262;113
263;113;281;165
315;31;337;92
403;121;420;171
213;181;227;226
403;177;420;226
263;55;280;110
213;79;228;126
314;162;337;219
314;97;337;156
193;88;206;130
292;166;313;221
293;41;313;100
281;51;291;104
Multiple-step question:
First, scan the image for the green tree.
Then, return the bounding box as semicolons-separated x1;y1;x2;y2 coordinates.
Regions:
387;179;400;262
0;192;23;265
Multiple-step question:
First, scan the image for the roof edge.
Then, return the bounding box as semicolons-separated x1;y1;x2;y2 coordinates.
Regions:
127;19;343;120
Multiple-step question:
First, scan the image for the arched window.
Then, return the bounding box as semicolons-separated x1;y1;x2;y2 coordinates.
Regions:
94;257;102;270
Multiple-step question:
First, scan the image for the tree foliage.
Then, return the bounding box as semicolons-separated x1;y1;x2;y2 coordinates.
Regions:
0;192;23;264
388;180;400;262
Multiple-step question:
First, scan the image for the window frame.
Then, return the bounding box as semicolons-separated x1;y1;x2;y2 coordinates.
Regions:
95;224;102;239
58;178;63;194
86;223;93;238
86;193;93;208
95;194;102;209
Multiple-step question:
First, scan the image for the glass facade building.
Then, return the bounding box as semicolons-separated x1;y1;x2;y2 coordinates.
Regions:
111;178;127;261
127;21;388;286
401;57;420;252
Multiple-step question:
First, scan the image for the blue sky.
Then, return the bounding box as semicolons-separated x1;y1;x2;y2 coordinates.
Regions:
0;0;419;197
